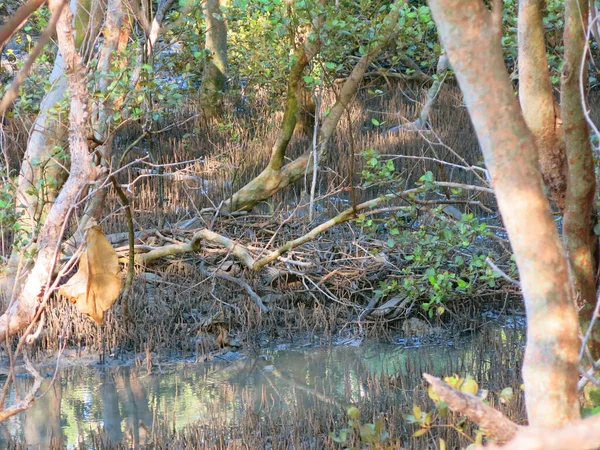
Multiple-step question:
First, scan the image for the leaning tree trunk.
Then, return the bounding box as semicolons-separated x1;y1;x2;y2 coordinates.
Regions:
199;0;228;119
0;0;95;343
428;0;580;427
518;0;566;210
2;0;103;293
222;1;401;212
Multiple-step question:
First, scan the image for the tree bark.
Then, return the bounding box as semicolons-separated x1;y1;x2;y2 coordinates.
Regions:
199;0;228;119
2;0;104;292
0;0;94;344
518;0;566;210
428;0;580;427
561;0;596;324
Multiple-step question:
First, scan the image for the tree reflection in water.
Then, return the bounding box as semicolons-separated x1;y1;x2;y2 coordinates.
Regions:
0;325;524;448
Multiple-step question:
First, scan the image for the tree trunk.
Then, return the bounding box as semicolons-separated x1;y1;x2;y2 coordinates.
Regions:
2;0;104;292
518;0;566;210
428;0;580;427
561;0;596;330
199;0;228;119
222;1;400;212
75;0;125;238
0;0;94;344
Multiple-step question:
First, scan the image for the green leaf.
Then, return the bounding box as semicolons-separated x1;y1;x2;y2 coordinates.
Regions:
347;406;360;420
371;118;380;126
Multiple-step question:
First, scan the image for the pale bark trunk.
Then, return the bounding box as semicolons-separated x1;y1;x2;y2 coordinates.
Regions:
562;0;596;318
429;0;580;426
0;0;94;344
199;0;228;118
75;0;124;239
518;0;566;210
3;0;104;291
3;52;69;293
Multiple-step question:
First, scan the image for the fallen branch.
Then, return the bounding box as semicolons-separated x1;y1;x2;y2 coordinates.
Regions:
423;373;521;444
133;182;495;271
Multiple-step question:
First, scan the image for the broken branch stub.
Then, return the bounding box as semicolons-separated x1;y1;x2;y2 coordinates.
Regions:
59;225;123;324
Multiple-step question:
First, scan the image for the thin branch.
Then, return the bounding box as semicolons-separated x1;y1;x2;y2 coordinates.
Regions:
0;0;66;116
0;353;43;422
486;257;520;288
0;0;46;49
199;265;268;313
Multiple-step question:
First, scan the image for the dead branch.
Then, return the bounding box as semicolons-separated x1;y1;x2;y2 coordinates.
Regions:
387;52;449;133
486;257;520;288
136;229;256;268
423;373;521;444
132;182;494;272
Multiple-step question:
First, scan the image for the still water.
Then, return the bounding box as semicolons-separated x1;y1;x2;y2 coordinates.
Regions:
0;323;524;449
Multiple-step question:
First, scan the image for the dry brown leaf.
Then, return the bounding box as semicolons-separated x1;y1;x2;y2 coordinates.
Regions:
59;224;123;324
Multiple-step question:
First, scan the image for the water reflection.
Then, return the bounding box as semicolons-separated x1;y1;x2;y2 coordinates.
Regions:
0;324;524;448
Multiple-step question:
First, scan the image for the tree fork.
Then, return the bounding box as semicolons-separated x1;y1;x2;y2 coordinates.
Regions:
222;1;401;213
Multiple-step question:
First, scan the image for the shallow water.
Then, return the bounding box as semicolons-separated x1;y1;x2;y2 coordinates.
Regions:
0;322;524;449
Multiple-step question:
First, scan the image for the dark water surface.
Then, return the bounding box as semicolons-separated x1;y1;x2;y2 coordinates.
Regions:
0;322;524;449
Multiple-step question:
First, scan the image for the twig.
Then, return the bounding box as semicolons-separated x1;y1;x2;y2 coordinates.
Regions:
486;257;520;288
199;265;268;313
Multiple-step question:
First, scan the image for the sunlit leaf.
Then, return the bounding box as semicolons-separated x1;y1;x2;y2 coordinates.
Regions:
412;428;428;437
460;377;479;395
412;404;422;420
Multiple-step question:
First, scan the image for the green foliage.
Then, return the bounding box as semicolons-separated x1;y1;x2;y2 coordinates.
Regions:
581;386;600;417
0;170;21;258
330;406;399;449
359;150;516;317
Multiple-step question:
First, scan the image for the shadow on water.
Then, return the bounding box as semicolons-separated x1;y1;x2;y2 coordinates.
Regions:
2;321;525;449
